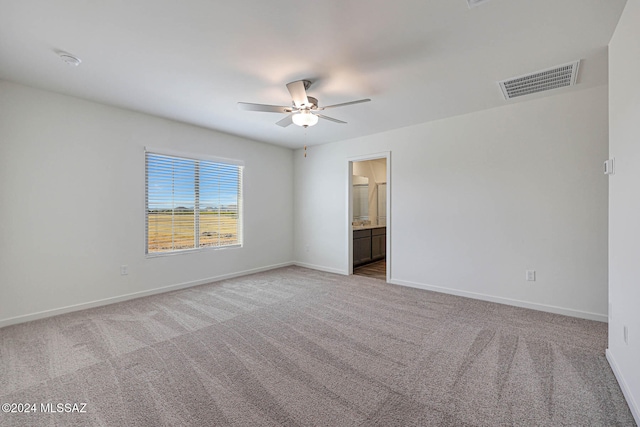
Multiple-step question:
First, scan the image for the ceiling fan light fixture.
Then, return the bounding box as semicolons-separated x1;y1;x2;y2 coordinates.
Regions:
238;79;369;128
292;111;318;128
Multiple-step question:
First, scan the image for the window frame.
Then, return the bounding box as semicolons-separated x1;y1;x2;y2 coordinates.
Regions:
145;148;244;257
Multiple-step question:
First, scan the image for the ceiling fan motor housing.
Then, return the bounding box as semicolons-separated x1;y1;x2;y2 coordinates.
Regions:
305;96;318;110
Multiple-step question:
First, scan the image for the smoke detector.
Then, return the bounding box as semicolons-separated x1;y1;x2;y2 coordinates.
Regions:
498;60;580;100
57;51;82;66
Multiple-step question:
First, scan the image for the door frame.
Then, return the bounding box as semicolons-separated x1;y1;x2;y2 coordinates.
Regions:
347;151;391;282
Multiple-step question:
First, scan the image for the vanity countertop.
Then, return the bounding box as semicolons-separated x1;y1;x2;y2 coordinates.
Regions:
352;225;386;230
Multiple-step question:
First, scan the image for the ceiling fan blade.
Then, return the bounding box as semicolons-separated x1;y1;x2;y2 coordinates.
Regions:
237;102;292;113
286;80;309;108
319;98;371;110
276;114;294;127
316;114;347;124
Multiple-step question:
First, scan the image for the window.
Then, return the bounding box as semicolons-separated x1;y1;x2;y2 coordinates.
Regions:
145;150;243;254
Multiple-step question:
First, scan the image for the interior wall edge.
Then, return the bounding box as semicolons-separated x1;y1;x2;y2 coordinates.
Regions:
607;349;640;425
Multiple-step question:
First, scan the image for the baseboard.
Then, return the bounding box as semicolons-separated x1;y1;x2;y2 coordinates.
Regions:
0;262;294;329
293;261;347;276
607;349;640;425
389;278;607;323
1;264;607;327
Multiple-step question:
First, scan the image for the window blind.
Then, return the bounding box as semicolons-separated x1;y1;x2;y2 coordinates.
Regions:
145;151;243;254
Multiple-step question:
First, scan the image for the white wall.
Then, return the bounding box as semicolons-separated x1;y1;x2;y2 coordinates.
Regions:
0;80;294;326
294;85;609;321
607;0;640;421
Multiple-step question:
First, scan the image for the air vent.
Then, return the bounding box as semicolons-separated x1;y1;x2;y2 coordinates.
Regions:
498;60;580;100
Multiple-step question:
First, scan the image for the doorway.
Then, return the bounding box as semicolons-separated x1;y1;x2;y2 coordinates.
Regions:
348;153;390;282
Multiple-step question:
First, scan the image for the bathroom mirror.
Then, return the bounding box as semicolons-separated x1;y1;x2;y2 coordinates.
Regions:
353;176;369;223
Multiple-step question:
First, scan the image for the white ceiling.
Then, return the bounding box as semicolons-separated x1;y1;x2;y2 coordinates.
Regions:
0;0;627;149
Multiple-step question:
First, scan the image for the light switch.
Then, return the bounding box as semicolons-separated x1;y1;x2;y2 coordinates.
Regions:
604;158;615;175
526;270;536;281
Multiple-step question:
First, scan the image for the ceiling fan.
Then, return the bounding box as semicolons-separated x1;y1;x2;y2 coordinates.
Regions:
238;80;371;128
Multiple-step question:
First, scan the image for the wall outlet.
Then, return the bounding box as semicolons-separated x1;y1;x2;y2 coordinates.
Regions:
120;265;128;276
623;325;628;345
526;270;536;281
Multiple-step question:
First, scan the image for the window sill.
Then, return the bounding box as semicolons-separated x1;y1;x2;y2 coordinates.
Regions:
145;244;242;258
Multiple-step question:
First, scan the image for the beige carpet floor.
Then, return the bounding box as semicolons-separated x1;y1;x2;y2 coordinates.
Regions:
0;266;635;426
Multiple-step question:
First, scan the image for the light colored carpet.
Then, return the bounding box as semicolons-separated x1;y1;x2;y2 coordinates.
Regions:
0;266;635;426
